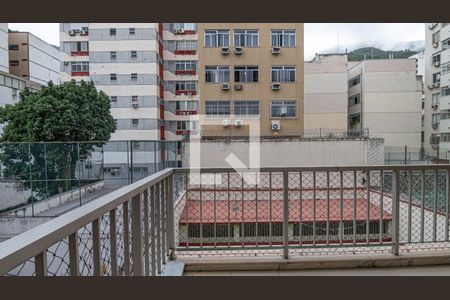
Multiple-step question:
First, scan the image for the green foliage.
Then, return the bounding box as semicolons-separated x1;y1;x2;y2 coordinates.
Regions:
0;80;116;199
347;47;418;61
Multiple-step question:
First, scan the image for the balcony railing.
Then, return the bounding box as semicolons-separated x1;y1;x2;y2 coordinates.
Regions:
1;165;450;276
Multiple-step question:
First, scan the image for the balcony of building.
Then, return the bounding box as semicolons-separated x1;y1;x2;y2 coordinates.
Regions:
1;164;450;276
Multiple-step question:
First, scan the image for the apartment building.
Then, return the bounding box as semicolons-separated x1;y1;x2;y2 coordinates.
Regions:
59;23;90;83
0;23;8;73
424;23;450;156
162;23;199;141
8;31;60;85
304;54;348;130
348;58;422;148
409;51;425;149
197;23;304;137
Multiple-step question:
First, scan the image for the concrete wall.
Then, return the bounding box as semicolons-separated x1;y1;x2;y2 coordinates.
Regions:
0;216;53;241
304;54;348;130
0;23;9;73
182;138;385;168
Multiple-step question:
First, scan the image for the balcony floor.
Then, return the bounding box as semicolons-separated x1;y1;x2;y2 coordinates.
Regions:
184;265;450;276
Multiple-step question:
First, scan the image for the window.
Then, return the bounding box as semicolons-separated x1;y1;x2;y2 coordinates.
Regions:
176;101;198;111
349;75;361;87
271;30;296;47
441;133;450;143
110;73;117;81
350;113;361;125
175;61;197;71
234;66;258;83
443;38;450;51
71;61;89;72
432;93;440;105
442;62;450;74
205;101;230;116
131;73;138;81
234;100;260;116
175;40;197;51
293;223;314;236
187;224;233;238
349;94;361;106
432;31;440;44
441;110;450;120
234;30;259;47
132;119;139;127
175;81;197;91
432;113;440;125
9;60;19;66
271;66;296;82
442;86;450;96
204;30;230;47
129;27;136;35
433;72;441;84
110;96;117;102
110;28;116;36
130;51;137;59
174;23;196;31
9;44;19;50
70;41;88;52
110;51;117;60
271;100;296;118
205;66;230;83
432;52;441;64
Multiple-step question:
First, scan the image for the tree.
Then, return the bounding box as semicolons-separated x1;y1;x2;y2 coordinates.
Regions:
0;80;116;200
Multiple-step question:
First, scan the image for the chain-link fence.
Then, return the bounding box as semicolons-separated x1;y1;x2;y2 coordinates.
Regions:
0;141;180;217
385;146;450;165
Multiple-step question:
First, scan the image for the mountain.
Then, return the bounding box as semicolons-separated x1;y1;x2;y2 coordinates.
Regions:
347;47;419;61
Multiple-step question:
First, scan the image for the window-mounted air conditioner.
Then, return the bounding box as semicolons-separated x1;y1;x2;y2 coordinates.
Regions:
132;103;139;109
235;120;243;127
222;119;230;127
68;30;76;36
221;47;230;55
271;120;280;131
234;84;243;91
234;47;243;55
221;83;230;90
271;47;281;54
271;83;281;90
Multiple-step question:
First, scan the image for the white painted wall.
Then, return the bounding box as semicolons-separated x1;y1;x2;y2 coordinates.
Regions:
0;23;8;73
28;33;60;85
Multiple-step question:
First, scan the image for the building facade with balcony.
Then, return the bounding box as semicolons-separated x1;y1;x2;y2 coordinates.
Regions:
8;31;60;86
424;23;450;157
0;23;8;73
197;23;304;137
304;54;348;131
347;58;422;148
162;23;199;141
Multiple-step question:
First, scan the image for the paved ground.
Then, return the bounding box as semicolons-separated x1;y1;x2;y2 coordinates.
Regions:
184;265;450;276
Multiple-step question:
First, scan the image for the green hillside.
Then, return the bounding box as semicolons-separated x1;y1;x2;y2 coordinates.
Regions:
347;47;418;61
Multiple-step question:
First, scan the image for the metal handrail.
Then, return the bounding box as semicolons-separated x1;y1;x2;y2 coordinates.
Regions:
0;168;174;275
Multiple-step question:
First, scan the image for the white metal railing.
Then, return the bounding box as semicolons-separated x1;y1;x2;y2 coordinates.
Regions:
1;165;450;276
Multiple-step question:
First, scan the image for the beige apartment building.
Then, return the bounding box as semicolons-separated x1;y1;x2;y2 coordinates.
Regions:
197;23;304;137
304;54;348;130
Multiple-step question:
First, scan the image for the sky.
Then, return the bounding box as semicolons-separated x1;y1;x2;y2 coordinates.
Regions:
8;23;425;60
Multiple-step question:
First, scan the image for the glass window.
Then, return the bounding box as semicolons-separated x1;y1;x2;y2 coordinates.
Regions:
129;28;136;35
442;62;450;74
174;23;196;31
205;101;230;116
432;93;440;105
176;101;198;111
132;119;139;127
70;41;88;52
234;100;260;116
175;40;197;51
432;113;440;124
205;30;230;47
349;113;361;125
432;52;441;64
234;30;259;47
271;100;296;118
110;51;117;60
71;61;89;72
110;73;117;81
131;73;138;81
442;86;450;97
349;75;361;87
9;44;19;51
234;66;258;83
433;72;441;84
176;61;197;71
110;96;117;102
175;81;197;91
130;51;137;59
271;66;296;82
432;31;440;44
443;38;450;51
110;28;116;36
205;66;230;83
349;94;361;106
271;30;296;47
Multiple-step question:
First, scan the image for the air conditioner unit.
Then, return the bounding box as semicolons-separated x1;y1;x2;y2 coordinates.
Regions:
435;82;441;87
132;103;139;109
235;120;243;127
428;84;435;89
271;120;280;131
175;29;185;34
433;43;439;48
432;123;439;129
222;119;231;127
221;83;230;90
271;83;281;90
432;104;438;109
68;30;76;36
271;47;281;54
80;30;88;35
234;47;243;55
234;84;243;91
64;61;69;65
434;61;441;67
221;47;230;55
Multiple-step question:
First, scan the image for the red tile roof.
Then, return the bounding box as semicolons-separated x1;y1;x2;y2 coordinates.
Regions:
179;199;391;224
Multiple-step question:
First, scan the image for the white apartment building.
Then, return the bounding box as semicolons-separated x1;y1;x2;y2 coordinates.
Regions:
304;54;348;131
162;23;198;141
348;58;422;148
424;23;450;157
0;23;8;73
8;31;60;85
59;23;90;83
